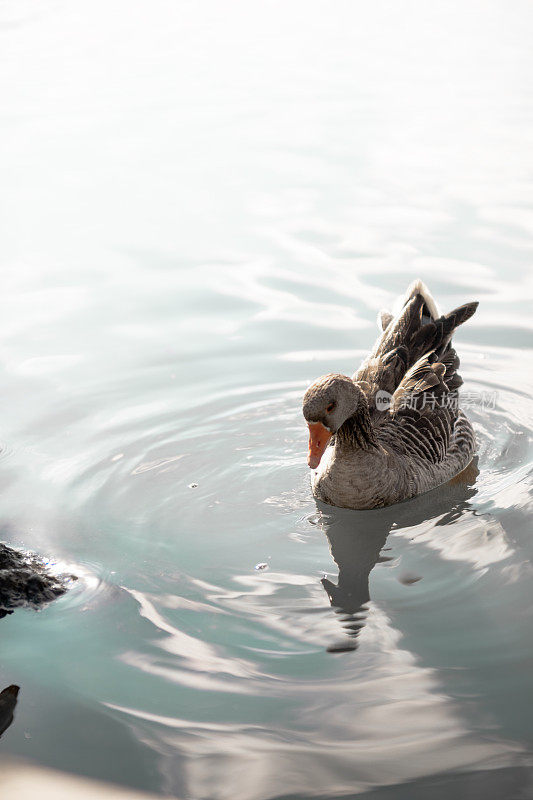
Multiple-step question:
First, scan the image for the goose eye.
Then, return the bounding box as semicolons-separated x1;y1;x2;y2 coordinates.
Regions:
326;402;335;414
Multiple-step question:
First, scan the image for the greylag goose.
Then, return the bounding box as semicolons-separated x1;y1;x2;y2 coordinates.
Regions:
302;280;478;509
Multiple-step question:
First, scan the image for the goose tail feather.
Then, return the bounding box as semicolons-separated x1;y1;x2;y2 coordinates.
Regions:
397;278;440;320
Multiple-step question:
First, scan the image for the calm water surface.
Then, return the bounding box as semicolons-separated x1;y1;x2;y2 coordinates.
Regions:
1;1;533;798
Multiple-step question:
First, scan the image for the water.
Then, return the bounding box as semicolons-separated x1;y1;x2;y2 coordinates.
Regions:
1;1;533;797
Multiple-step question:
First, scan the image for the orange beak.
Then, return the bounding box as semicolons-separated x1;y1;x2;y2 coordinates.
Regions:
307;422;332;469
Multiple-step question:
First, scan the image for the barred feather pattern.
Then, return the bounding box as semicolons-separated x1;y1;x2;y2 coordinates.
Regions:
354;292;478;409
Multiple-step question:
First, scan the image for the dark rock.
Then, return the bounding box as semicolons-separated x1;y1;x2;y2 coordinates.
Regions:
0;542;75;617
0;684;19;738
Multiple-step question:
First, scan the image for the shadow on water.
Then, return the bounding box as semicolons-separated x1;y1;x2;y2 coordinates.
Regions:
318;461;480;653
0;684;19;740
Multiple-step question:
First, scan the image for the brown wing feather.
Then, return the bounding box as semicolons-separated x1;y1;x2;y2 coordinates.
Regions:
377;349;464;464
354;295;477;402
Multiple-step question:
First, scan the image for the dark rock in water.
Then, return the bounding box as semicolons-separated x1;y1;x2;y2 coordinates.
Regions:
0;684;19;738
0;542;75;618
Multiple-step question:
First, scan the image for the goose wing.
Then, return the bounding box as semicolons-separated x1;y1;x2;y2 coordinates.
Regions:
354;280;477;408
376;348;469;463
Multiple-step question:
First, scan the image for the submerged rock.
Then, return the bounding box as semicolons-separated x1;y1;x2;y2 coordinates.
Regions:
0;543;75;618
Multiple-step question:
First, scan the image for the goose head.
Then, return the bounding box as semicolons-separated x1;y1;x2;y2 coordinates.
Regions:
302;374;369;468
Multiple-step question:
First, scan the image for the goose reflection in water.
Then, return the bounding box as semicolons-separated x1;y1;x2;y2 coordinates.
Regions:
0;684;19;739
318;460;480;652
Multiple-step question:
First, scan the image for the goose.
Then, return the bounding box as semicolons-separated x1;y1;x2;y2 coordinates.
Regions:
302;280;478;509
